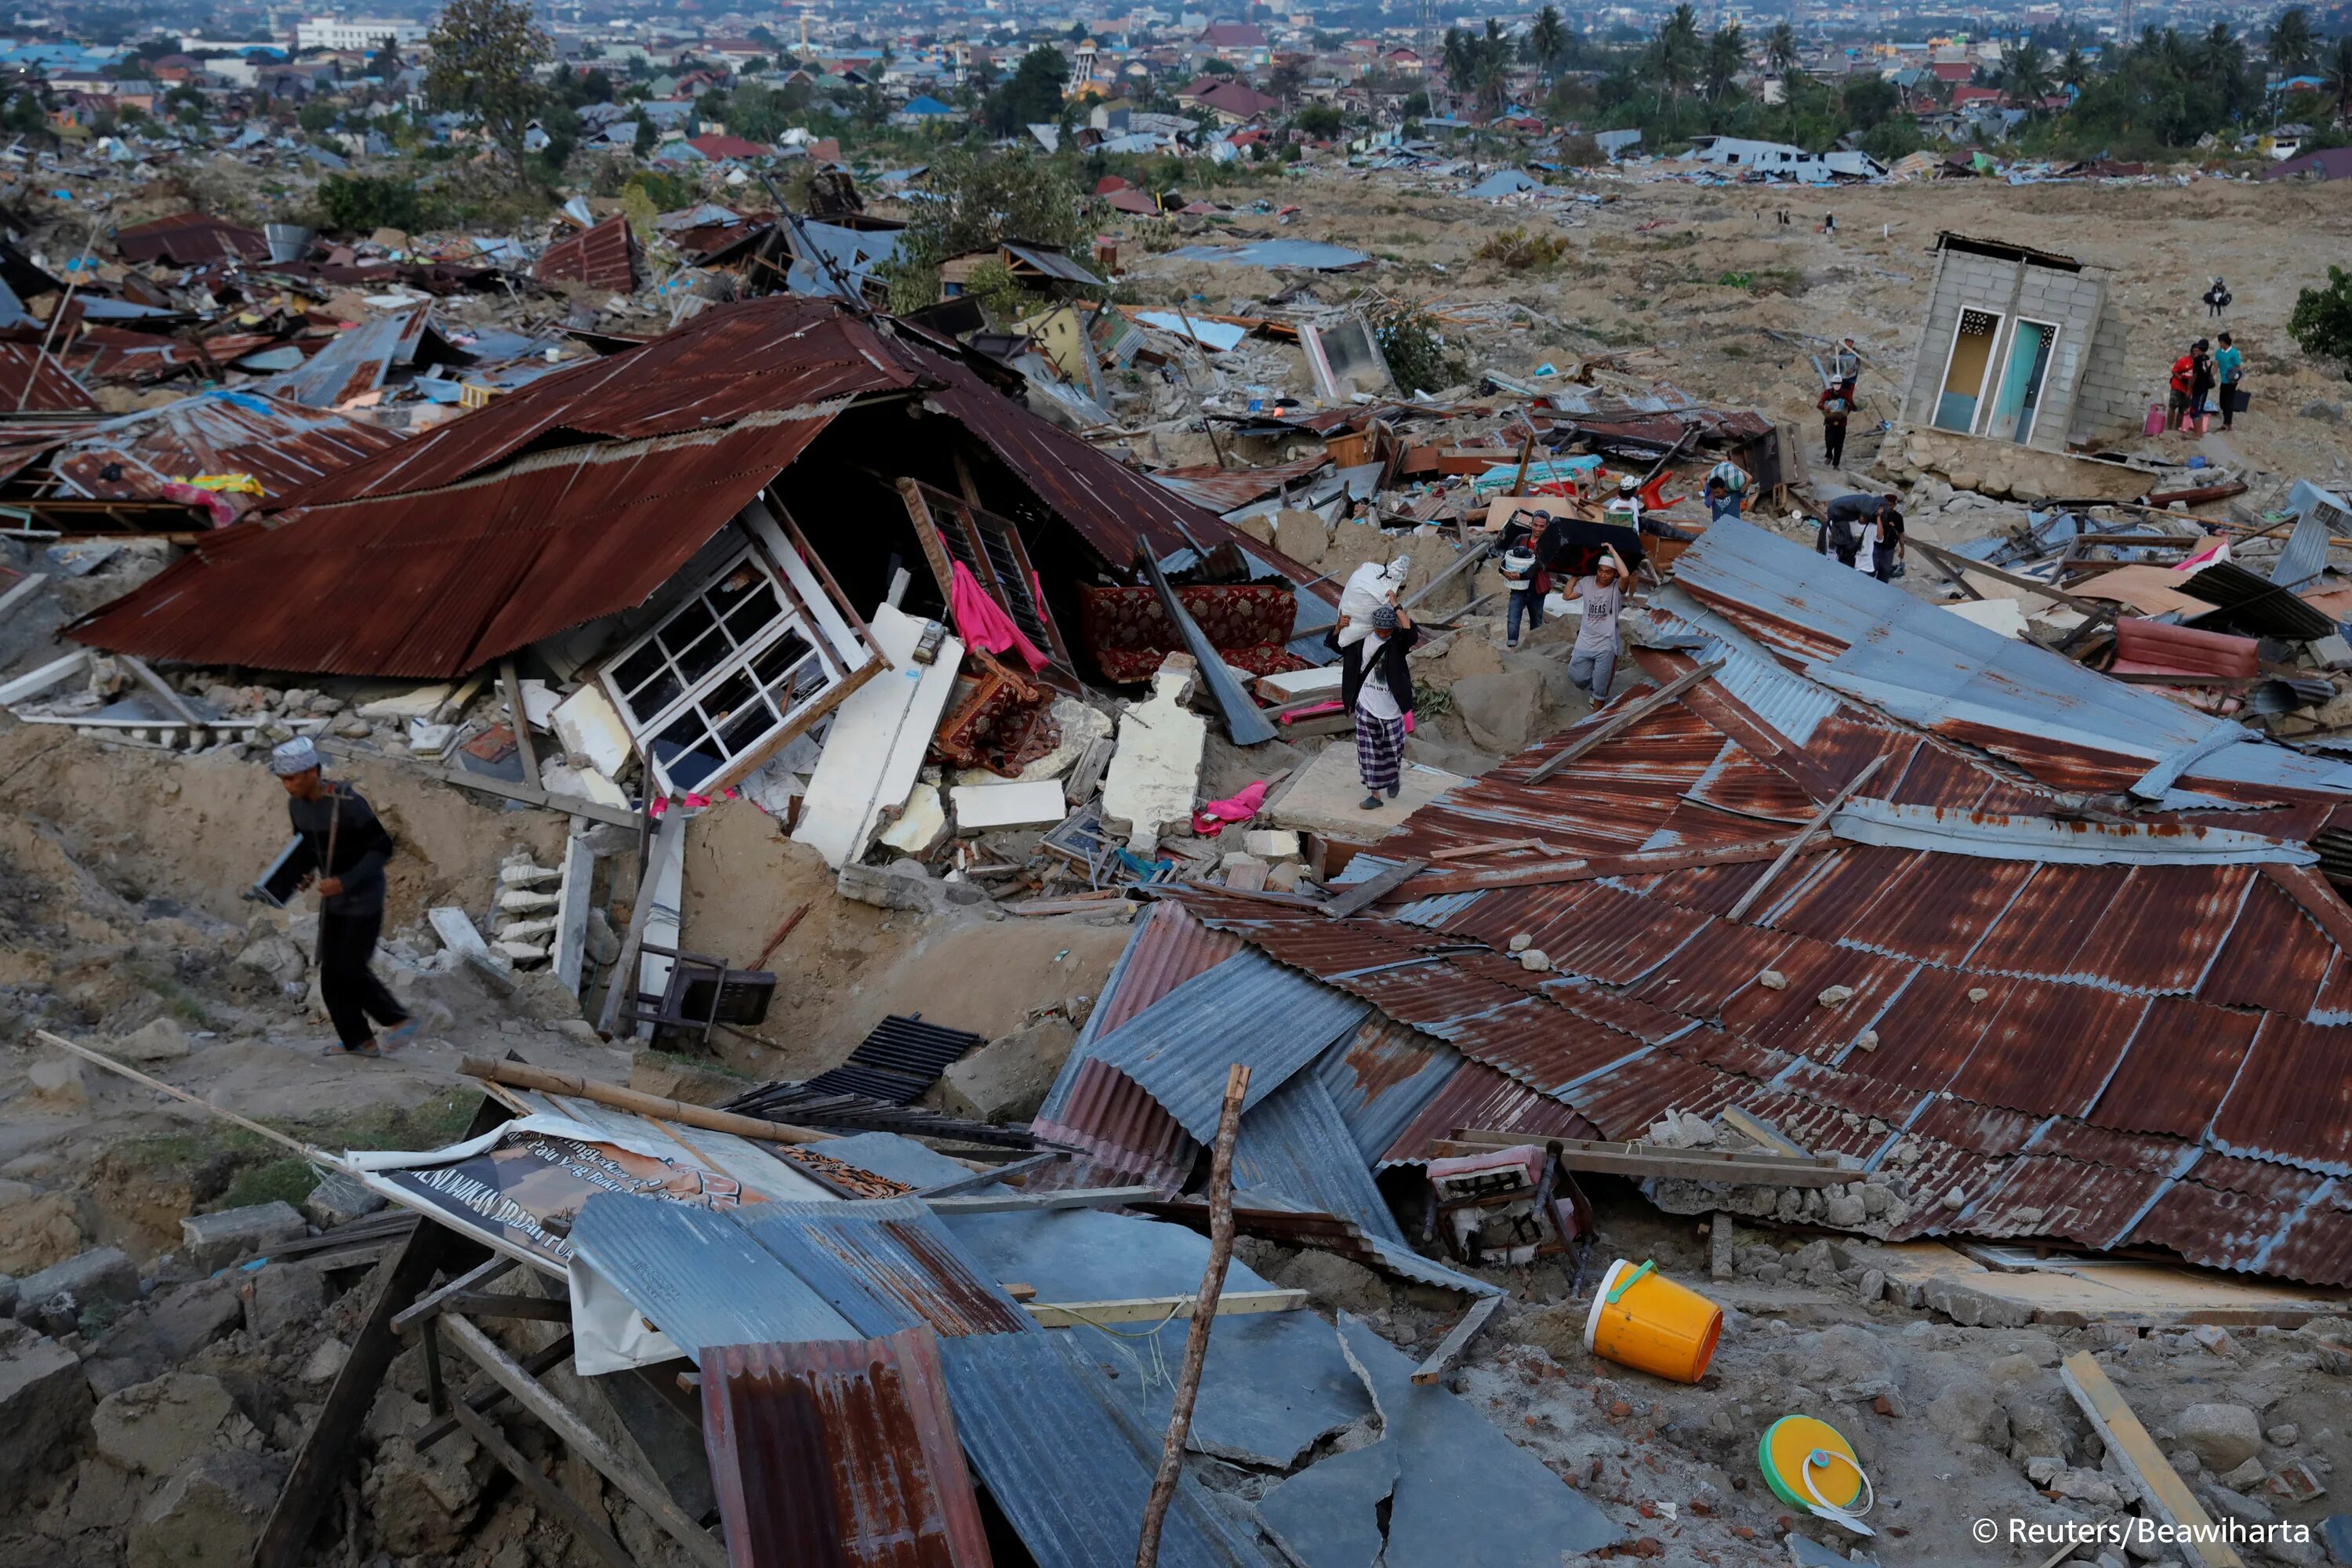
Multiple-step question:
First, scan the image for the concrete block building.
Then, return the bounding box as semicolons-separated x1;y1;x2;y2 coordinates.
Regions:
1899;232;2140;454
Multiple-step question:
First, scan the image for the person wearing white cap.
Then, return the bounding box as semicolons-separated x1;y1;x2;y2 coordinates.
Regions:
270;737;415;1057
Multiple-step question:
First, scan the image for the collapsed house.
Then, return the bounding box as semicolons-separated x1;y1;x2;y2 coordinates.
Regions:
1040;518;2352;1290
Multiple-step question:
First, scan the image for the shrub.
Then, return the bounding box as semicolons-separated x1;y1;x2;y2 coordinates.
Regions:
1475;227;1570;270
1370;300;1465;395
318;174;435;234
2289;266;2352;376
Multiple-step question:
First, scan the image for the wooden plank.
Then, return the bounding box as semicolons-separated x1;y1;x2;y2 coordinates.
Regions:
255;1206;470;1567
2057;1351;2245;1568
1443;1131;1847;1187
459;1057;831;1147
595;810;681;1037
0;570;49;621
551;822;595;996
1906;538;2119;622
924;1184;1162;1214
915;1150;1065;1197
1323;855;1428;920
414;1334;575;1452
426;762;643;829
431;1291;572;1323
392;1255;517;1335
1428;837;1546;862
1719;1106;1811;1159
0;648;88;706
441;1313;729;1568
1410;1294;1501;1385
1723;753;1886;921
500;659;540;791
122;653;205;731
451;1399;642;1568
1023;1288;1307;1327
1400;833;1832;898
1526;659;1724;785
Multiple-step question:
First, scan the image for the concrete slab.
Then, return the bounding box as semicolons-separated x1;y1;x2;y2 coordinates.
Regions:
794;605;965;869
878;781;948;855
949;779;1068;832
1258;1439;1396;1568
1065;1307;1373;1468
1269;742;1465;841
1336;1313;1621;1564
1099;666;1207;853
550;681;633;777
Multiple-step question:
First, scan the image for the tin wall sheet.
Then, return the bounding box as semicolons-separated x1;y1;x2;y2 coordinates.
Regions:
1632;858;1776;917
700;1328;993;1568
2311;950;2352;1024
2085;997;2259;1141
1378;1060;1601;1164
2058;864;2256;994
1951;1152;2169;1250
938;1332;1284;1568
2209;1015;2352;1173
1314;1017;1462;1163
2196;873;2333;1018
1829;851;2036;967
1715;1089;1893;1163
1960;863;2120;978
1040;901;1241;1125
568;1192;857;1364
2023;1117;2192;1176
1682;740;1818;823
1719;946;1920;1063
1884;740;2005;810
1560;1052;1751;1142
1757;844;1922;943
1445;996;1648;1097
1544;982;1704;1045
1624;920;1800;1017
738;1198;1037;1339
1941;983;2152;1120
1842;967;2014;1094
1033;1057;1200;1191
1232;1070;1408;1244
1329;961;1528;1040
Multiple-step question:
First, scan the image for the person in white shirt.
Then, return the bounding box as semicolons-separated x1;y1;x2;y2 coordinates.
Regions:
1567;550;1626;702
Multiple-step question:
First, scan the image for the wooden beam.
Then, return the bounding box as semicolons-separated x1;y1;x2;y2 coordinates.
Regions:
924;1184;1161;1214
392;1255;517;1335
441;1313;728;1568
500;659;540;791
414;1334;575;1452
1410;1294;1501;1385
2057;1352;2244;1568
451;1399;642;1568
1905;538;2119;622
122;653;205;731
1719;1106;1811;1159
1399;536;1494;613
1440;1131;1848;1187
1723;753;1886;922
429;1292;571;1323
1323;855;1429;920
595;810;680;1036
0;648;88;706
915;1150;1065;1197
1399;833;1835;898
1526;659;1724;785
255;1200;474;1567
0;570;49;621
459;1057;832;1147
1024;1288;1307;1327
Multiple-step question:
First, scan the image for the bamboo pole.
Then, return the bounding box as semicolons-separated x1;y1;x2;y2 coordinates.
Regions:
458;1057;832;1146
35;1030;353;1171
1134;1062;1251;1568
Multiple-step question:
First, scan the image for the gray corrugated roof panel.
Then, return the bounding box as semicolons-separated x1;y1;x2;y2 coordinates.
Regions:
736;1196;1038;1338
1090;950;1371;1141
1041;899;1247;1126
808;1131;974;1190
1233;1071;1408;1245
1829;797;2318;866
939;1207;1279;1303
1644;601;1841;746
1000;241;1105;285
1667;520;2352;797
1065;1308;1372;1468
1315;1016;1462;1166
2272;506;2332;590
568;1192;857;1363
939;1331;1284;1568
1163;239;1371;270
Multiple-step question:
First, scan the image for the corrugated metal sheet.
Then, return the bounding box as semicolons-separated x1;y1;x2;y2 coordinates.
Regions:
69;412;834;677
701;1327;994;1568
1088;950;1369;1141
116;211;269;265
737;1197;1037;1338
1378;1060;1599;1164
567;1192;857;1363
0;389;406;500
258;307;432;408
1232;1069;1406;1244
0;343;96;412
1040;900;1243;1126
2210;1015;2352;1173
1314;1015;1461;1163
937;1333;1283;1568
535;214;642;292
1147;454;1329;514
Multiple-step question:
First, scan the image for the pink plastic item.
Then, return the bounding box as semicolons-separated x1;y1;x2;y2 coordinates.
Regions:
948;558;1048;672
1190;779;1269;837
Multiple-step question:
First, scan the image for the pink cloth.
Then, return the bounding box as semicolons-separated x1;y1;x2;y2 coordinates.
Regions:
1191;779;1269;837
949;557;1048;673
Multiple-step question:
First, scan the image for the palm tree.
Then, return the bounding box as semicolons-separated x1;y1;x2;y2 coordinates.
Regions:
2328;34;2352;125
1765;20;1798;78
2269;7;2317;75
1649;2;1702;104
1526;4;1567;87
2001;39;2053;107
1475;19;1512;119
2056;45;2090;92
1440;25;1472;100
2198;21;2241;79
2151;27;2191;79
1703;24;1746;103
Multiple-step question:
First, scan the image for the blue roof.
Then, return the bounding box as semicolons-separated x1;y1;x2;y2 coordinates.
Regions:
901;93;955;114
1163;238;1370;270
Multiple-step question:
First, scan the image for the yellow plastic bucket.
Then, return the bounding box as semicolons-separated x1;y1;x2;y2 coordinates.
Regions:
1582;1258;1722;1384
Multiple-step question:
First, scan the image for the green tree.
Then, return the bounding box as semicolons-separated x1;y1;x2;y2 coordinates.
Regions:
2002;40;2053;108
632;114;657;155
423;0;552;162
984;45;1068;135
1764;20;1799;79
2269;8;2317;74
2056;46;2091;92
1842;74;1899;127
1474;19;1512;119
318;172;434;232
1647;4;1703;106
878;147;1087;309
2289;265;2352;372
296;98;338;132
1703;24;1746;103
1527;5;1568;86
2328;34;2352;125
1292;103;1343;138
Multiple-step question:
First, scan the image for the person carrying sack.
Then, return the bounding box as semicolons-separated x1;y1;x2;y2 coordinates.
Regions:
269;736;416;1058
1497;509;1551;649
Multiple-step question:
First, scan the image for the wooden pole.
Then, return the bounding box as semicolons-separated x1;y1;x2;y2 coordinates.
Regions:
1722;753;1886;922
1134;1062;1251;1568
458;1057;833;1147
34;1031;350;1170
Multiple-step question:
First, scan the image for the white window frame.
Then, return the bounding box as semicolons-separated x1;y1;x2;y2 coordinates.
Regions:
599;538;848;798
1987;315;2060;445
1931;306;2005;435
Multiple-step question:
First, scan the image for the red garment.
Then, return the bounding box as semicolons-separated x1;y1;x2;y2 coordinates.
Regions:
1191;779;1269;837
2170;355;2194;395
947;558;1047;673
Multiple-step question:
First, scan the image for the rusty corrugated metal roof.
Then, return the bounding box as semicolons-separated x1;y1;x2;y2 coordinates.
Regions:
0;343;97;412
701;1327;994;1568
535;213;641;292
0;389;405;502
115;211;269;266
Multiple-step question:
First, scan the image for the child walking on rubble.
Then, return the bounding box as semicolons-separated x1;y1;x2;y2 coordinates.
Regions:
269;737;417;1058
1354;603;1417;811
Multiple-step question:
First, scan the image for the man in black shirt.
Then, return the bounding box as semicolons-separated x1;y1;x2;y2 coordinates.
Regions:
270;737;415;1057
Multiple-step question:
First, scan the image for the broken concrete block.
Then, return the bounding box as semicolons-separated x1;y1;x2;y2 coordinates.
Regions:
2312;633;2352;672
1243;829;1301;860
1265;861;1302;892
940;1016;1074;1123
1101;663;1207;853
301;1338;350;1385
93;1371;238;1475
16;1245;139;1327
300;1171;386;1230
24;1054;86;1112
1817;985;1855;1007
837;859;936;912
1222;854;1269;892
495;940;550;964
0;1325;90;1512
233;932;307;987
879;781;948;854
0;1185;88;1276
1450;669;1544;755
2175;1403;2263;1472
114;1017;191;1063
127;1449;287;1568
180;1202;306;1274
1273;508;1328;566
243;1261;326;1339
1518;949;1551;972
